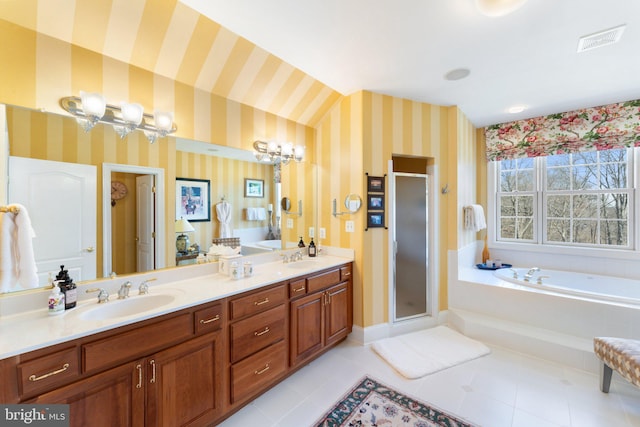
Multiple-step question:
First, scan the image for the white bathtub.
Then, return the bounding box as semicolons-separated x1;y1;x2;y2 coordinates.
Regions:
494;267;640;307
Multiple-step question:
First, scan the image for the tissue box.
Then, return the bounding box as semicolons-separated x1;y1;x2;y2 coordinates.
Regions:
219;254;242;275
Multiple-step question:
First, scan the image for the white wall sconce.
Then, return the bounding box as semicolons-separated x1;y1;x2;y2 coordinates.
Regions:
253;140;305;165
60;92;177;143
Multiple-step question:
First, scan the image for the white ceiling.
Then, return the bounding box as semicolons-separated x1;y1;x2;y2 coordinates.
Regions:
180;0;640;127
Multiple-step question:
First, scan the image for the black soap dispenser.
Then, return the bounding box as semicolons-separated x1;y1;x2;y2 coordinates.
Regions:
298;237;305;248
56;265;77;310
308;238;317;257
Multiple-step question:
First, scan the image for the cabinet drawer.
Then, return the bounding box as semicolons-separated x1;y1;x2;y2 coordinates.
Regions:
288;278;307;298
340;264;352;281
230;340;287;404
307;269;340;294
83;312;193;373
230;305;285;363
195;303;223;334
229;284;286;320
18;347;79;396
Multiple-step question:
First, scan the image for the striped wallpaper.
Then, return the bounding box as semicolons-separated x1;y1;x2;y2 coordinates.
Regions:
0;0;341;127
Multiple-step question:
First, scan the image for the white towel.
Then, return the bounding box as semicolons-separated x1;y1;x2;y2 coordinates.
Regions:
0;204;39;292
246;207;266;221
463;204;487;232
216;202;232;238
256;207;266;220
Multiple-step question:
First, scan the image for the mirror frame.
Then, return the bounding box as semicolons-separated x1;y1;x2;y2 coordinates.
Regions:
102;163;166;276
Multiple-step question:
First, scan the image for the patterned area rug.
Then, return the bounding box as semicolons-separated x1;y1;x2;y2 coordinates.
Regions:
315;376;477;427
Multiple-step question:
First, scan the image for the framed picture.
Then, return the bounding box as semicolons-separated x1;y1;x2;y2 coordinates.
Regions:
367;212;385;228
368;194;385;210
176;178;210;222
244;178;264;198
367;175;385;193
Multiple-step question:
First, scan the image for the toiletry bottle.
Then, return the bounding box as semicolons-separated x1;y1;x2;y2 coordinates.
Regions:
308;238;317;257
298;237;305;248
48;281;65;315
56;265;77;310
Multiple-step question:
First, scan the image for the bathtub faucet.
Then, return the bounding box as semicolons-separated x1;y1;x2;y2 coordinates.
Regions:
524;267;540;282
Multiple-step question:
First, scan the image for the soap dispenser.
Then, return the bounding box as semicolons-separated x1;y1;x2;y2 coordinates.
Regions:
308;238;317;257
48;281;65;315
56;265;77;310
298;237;305;248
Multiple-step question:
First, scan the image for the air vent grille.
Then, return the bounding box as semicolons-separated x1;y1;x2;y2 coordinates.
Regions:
577;25;626;53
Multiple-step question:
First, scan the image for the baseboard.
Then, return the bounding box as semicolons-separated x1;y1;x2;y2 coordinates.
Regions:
349;311;449;345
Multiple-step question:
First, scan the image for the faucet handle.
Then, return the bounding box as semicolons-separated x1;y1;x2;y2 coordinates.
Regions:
508;268;518;279
139;278;156;295
118;281;132;299
536;275;550;285
86;288;109;303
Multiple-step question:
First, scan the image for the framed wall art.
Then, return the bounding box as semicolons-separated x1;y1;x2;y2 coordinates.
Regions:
244;178;264;198
176;177;211;222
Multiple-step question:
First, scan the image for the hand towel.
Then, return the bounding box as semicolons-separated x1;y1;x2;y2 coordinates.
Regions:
463;204;487;232
216;202;232;238
246;207;258;220
0;204;39;292
256;208;266;220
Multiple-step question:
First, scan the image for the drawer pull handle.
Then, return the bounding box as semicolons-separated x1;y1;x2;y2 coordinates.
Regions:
293;286;305;293
254;364;270;375
150;360;156;384
343;272;351;276
28;363;70;382
136;364;143;389
254;297;270;306
199;315;220;324
254;327;270;337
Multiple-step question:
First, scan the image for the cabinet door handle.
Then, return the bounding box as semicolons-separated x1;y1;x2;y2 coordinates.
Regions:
343;271;351;277
28;363;70;382
254;297;269;306
254;327;270;337
149;360;156;384
136;364;143;389
199;315;220;324
254;364;270;375
293;286;305;293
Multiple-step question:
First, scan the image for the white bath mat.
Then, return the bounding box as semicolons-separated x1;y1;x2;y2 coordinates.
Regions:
371;326;491;379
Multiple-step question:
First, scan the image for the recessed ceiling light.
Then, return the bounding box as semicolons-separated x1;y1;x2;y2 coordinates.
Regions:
507;105;527;114
444;68;471;81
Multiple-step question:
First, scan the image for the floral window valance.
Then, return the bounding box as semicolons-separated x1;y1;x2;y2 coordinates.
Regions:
484;99;640;161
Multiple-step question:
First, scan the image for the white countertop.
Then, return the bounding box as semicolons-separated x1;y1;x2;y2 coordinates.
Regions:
0;253;353;360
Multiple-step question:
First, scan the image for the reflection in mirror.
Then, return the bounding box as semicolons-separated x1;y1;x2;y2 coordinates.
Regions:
1;104;317;294
281;197;291;213
345;194;363;213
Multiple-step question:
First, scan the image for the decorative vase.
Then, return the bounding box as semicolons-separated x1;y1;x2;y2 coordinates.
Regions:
482;235;490;264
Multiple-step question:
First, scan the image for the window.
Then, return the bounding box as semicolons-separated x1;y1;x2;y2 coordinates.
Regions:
494;148;633;250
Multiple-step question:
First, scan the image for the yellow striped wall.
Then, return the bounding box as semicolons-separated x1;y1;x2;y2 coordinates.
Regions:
0;0;341;127
316;91;476;328
454;108;480;249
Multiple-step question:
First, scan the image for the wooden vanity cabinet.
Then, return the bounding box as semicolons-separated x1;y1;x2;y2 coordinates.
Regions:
289;264;353;367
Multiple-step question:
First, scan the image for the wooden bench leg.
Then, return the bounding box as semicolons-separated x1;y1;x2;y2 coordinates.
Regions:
600;362;613;393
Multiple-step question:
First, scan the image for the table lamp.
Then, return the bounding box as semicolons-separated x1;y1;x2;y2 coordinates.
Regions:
175;217;195;254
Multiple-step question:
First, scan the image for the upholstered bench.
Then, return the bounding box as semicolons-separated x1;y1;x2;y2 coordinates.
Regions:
593;337;640;393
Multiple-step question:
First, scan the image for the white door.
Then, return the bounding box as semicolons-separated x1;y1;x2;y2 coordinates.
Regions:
8;157;97;285
136;174;155;272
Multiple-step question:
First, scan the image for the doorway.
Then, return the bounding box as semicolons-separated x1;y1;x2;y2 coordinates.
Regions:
102;163;165;277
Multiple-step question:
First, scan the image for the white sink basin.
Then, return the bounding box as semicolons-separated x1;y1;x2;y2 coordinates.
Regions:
76;292;181;321
286;260;320;270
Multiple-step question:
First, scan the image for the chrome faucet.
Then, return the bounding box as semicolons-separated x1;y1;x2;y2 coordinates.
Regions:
291;251;303;262
86;288;109;303
524;267;540;282
117;281;132;299
280;253;289;264
139;278;157;295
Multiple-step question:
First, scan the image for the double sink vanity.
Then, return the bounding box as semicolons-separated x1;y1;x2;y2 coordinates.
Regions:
0;250;354;426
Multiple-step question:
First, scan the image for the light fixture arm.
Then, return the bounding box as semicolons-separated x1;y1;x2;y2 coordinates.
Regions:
60;96;177;140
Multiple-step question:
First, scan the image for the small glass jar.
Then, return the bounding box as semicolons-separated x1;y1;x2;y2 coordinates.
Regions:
243;261;253;277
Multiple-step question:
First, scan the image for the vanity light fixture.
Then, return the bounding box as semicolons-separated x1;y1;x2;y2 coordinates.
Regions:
253;140;305;165
60;92;177;143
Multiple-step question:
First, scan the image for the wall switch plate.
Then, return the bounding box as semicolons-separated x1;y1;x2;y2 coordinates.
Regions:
345;220;355;233
319;227;326;239
287;218;294;229
309;227;314;238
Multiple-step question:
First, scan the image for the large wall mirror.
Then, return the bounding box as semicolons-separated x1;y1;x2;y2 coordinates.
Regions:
0;104;317;294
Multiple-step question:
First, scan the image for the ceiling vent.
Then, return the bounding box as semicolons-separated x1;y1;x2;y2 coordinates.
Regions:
577;24;626;53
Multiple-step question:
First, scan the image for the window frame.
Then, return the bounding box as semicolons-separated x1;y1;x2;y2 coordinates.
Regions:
487;147;640;260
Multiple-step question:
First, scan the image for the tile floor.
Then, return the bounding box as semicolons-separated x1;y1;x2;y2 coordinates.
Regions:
219;337;640;427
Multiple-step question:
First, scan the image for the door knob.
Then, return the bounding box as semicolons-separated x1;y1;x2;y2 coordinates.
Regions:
85;246;95;253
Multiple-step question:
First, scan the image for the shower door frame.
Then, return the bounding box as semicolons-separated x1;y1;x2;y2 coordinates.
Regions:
388;162;438;324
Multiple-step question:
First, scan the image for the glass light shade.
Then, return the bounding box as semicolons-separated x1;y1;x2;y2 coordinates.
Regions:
80;91;106;119
267;141;279;156
154;111;174;132
281;142;293;157
121;103;144;126
175;217;195;233
475;0;527;16
294;145;305;162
